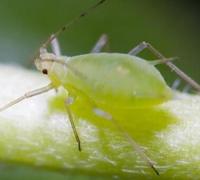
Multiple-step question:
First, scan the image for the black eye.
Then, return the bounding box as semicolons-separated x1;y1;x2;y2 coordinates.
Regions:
42;69;48;74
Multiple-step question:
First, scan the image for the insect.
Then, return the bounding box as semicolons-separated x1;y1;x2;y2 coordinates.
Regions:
0;0;200;176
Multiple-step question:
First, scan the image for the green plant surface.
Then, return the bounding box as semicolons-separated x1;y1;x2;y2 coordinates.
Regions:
0;64;200;179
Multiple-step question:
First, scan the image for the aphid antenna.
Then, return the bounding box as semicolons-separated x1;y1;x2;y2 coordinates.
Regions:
0;1;107;112
35;0;106;59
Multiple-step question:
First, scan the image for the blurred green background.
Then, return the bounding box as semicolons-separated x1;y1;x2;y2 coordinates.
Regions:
0;0;199;87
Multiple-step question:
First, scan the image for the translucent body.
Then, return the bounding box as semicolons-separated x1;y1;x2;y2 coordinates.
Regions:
48;53;172;109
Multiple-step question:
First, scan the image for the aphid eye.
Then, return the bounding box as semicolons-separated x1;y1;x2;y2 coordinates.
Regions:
42;69;48;75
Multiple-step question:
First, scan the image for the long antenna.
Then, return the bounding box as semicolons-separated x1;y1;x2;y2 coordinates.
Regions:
41;0;106;51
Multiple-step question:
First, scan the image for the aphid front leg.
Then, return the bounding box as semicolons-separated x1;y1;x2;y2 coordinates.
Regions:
50;34;61;56
128;41;200;92
65;98;81;151
91;34;109;53
0;84;53;112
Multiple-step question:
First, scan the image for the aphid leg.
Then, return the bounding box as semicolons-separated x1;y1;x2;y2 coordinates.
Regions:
65;98;81;151
121;129;160;176
91;34;109;53
112;118;159;176
93;107;159;176
171;79;181;90
182;84;191;93
171;78;191;92
128;42;147;55
0;84;53;112
150;57;177;66
50;34;61;56
128;41;200;92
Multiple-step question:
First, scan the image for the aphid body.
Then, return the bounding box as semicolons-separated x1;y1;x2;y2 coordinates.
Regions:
36;52;172;112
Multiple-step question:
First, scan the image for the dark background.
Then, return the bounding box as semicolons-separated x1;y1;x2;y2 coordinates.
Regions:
0;0;199;87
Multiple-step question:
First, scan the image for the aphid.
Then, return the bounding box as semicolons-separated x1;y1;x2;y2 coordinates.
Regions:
0;0;200;176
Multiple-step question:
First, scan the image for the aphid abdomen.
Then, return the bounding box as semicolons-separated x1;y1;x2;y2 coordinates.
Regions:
62;53;172;108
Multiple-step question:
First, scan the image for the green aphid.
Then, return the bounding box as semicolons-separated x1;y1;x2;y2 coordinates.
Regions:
1;0;200;176
41;52;172;109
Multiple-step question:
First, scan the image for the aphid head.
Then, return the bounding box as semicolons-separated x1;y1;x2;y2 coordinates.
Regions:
35;49;56;75
33;0;106;78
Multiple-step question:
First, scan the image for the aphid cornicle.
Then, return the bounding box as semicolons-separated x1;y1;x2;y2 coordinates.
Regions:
1;0;200;176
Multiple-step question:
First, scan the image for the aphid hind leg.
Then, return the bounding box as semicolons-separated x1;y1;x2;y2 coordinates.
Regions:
0;84;53;112
182;84;191;93
171;78;191;93
50;34;61;56
129;41;200;92
91;34;109;53
93;107;159;176
65;98;81;151
171;79;181;90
